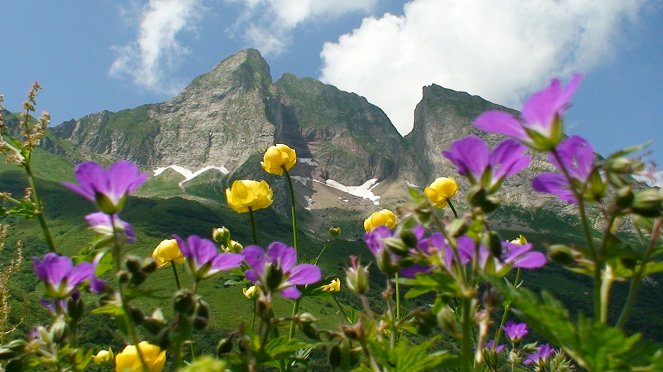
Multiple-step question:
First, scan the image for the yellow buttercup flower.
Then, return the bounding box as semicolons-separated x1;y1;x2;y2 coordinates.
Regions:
261;144;297;176
424;177;458;208
115;342;166;372
152;239;185;267
510;235;528;245
225;180;273;213
321;278;341;292
364;209;398;232
92;348;113;364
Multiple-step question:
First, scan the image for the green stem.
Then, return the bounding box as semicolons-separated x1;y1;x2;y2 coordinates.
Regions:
283;169;299;253
493;269;521;347
460;297;473;372
288;298;301;340
332;295;351;322
171;261;181;290
394;273;401;321
24;162;56;252
248;208;258;245
551;150;601;320
616;218;662;327
110;215;149;372
284;168;302;341
448;199;459;218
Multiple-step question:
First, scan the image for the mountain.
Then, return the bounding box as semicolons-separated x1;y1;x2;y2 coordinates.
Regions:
43;49;567;228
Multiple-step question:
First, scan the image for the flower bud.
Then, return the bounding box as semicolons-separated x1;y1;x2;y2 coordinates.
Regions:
212;227;231;244
448;219;468;237
616;186;634;209
216;338;233;356
142;258;158;273
173;290;196;315
485;232;503;259
66;295;85;321
547;245;575;266
364;209;397;232
125;256;142;274
329;345;342;369
329;226;342;237
384;237;409;256
399;229;419;248
128;306;145;324
228;240;243;253
345;256;369;295
91;348;113;364
130;271;147;286
302;322;320;340
243;285;257;299
50;317;68;343
265;264;284;291
631;189;663;217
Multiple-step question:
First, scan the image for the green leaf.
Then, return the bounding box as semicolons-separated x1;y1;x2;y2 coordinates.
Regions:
399;271;458;299
369;336;453;372
264;336;317;361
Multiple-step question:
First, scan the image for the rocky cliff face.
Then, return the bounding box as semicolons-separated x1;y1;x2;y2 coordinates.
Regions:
45;48;566;219
47;49;408;188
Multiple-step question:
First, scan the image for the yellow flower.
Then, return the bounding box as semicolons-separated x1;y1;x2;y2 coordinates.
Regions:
510;235;528;245
261;144;297;176
152;239;185;267
225;180;273;213
424;177;458;208
115;342;166;372
364;209;398;232
92;348;113;364
243;285;257;299
321;278;341;292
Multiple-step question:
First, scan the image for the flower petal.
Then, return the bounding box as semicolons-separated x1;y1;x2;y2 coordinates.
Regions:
286;264;321;286
442;136;489;181
474;111;527;140
280;287;301;300
243;246;266;276
533;173;576;204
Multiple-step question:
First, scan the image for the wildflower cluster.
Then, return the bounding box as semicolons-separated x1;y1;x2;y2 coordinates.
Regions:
0;73;661;372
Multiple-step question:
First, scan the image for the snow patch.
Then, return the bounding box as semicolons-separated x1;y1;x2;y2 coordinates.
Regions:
153;165;229;187
298;158;318;166
324;178;381;205
291;176;311;186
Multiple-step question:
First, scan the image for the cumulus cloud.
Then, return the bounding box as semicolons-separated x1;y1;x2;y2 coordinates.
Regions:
227;0;377;55
110;0;203;94
320;0;647;135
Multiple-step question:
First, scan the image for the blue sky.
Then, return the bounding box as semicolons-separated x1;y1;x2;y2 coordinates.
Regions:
1;0;661;168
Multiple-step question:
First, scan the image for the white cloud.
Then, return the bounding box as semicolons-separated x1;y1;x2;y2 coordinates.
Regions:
320;0;647;135
227;0;377;55
109;0;203;94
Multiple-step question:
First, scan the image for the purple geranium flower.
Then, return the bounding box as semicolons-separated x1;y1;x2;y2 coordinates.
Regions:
243;242;321;300
445;236;545;274
63;160;147;214
533;136;597;204
523;344;556;366
502;321;528;343
33;253;104;298
475;74;583;150
174;234;244;280
443;136;530;192
485;340;505;354
85;212;136;243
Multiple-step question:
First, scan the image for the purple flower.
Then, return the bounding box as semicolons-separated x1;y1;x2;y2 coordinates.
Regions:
533;136;597;204
174;235;244;280
85;212;136;243
523;344;556;366
443;136;530;192
63;160;147;214
485;340;505;354
33;253;103;298
243;242;321;300
500;241;547;269
446;236;545;274
475;74;583;150
502;321;528;342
